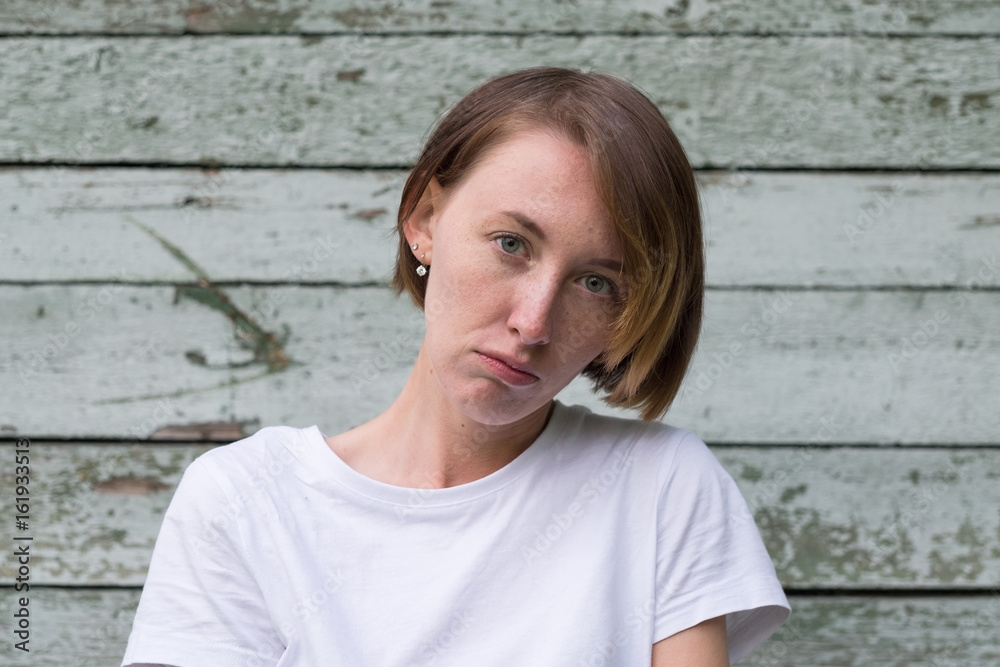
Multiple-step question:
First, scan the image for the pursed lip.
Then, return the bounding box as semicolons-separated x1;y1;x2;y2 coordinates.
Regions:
477;350;538;378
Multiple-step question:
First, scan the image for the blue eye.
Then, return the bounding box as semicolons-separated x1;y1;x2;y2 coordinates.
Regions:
584;275;611;294
497;236;523;254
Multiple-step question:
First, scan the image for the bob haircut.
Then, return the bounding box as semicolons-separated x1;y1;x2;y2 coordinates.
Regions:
391;66;704;422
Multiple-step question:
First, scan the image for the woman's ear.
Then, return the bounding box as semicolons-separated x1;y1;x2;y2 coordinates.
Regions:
403;177;443;264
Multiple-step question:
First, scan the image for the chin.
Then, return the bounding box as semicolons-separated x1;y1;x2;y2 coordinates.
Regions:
450;380;550;427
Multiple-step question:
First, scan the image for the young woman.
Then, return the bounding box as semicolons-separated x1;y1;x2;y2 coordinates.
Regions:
123;67;789;666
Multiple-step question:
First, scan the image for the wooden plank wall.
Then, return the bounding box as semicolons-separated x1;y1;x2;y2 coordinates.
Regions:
1;1;999;664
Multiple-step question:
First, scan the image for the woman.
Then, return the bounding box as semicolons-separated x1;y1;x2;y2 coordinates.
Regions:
123;67;789;666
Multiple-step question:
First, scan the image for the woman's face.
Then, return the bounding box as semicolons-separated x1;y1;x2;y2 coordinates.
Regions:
407;128;625;426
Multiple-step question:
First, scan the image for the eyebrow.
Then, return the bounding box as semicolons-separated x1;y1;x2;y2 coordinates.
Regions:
501;210;624;275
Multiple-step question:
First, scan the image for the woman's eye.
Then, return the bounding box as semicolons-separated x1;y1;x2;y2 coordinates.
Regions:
497;236;523;254
583;275;611;294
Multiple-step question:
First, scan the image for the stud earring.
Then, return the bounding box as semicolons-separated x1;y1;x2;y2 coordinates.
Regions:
411;242;419;250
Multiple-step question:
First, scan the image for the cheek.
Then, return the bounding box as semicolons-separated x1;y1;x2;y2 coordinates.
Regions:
423;252;501;330
552;304;615;365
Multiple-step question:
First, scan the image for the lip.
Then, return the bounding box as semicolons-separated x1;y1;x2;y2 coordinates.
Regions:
476;351;538;386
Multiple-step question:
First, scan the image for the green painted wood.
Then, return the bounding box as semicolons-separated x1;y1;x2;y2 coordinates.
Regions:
0;167;405;285
1;36;996;168
3;590;998;665
0;588;141;667
2;0;998;36
1;442;998;588
715;447;1000;589
2;168;998;287
744;595;1000;667
2;286;997;443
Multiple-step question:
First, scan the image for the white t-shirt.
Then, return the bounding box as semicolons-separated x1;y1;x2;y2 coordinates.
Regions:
122;401;789;666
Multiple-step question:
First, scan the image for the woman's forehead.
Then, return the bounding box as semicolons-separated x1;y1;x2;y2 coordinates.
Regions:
442;131;622;255
458;130;602;211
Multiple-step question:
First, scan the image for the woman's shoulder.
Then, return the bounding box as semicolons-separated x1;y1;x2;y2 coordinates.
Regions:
188;423;320;485
556;401;700;452
553;401;710;478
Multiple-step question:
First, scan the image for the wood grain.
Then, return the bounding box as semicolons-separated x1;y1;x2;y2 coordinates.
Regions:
2;286;998;443
2;590;999;666
2;0;998;656
2;442;998;589
1;36;996;168
2;168;998;287
2;0;998;35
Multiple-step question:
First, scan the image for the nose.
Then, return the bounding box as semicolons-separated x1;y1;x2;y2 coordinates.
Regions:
507;277;557;346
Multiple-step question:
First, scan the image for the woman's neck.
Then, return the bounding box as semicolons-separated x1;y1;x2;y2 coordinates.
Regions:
325;349;553;489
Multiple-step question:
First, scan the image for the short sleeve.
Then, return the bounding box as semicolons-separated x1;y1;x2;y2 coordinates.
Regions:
121;458;285;667
653;432;790;663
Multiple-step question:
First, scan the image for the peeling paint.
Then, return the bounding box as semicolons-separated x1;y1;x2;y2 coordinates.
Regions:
151;421;256;441
92;476;170;495
960;215;1000;229
780;484;808;503
185;3;304;33
960;92;992;114
330;6;399;30
928;94;949;115
929;548;985;583
337;68;365;82
354;207;387;220
755;507;922;584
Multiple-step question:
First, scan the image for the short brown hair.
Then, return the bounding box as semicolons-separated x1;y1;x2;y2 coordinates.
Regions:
391;66;704;422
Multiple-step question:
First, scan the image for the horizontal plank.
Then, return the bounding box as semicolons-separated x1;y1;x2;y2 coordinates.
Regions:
2;0;999;36
716;447;1000;589
1;443;998;589
745;595;1000;667
0;588;141;666
0;167;405;285
1;592;999;667
2;286;998;443
2;168;999;287
1;36;997;168
2;590;999;666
